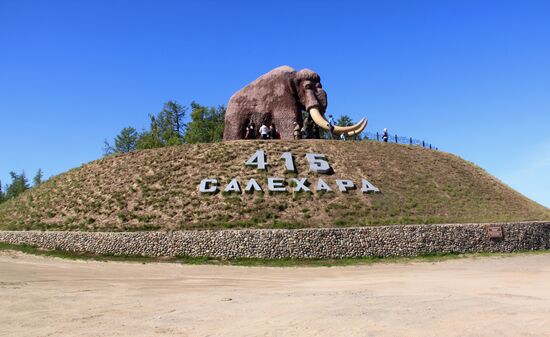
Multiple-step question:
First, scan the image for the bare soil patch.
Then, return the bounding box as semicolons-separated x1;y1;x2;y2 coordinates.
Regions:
1;251;549;336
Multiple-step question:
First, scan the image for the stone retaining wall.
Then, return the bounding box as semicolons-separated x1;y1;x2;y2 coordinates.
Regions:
1;222;549;259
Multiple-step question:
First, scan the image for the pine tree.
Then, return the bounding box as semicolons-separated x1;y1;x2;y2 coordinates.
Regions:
104;127;139;155
183;102;225;144
5;171;29;199
114;127;138;153
136;101;187;149
33;169;43;186
337;114;363;140
136;115;164;150
336;115;354;127
156;101;186;145
160;101;187;139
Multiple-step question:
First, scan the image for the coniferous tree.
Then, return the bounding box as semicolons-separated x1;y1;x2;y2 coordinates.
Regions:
159;100;187;140
5;171;29;199
155;101;186;145
336;115;354;127
104;127;139;155
337;114;363;140
104;100;222;152
183;102;225;144
136;101;187;149
136;115;164;150
114;127;138;153
33;169;43;186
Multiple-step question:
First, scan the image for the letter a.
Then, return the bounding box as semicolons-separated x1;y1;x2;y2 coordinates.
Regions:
244;178;263;193
361;179;380;193
224;178;241;193
315;178;332;192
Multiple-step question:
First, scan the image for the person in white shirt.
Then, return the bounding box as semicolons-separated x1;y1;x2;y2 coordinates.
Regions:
259;124;269;140
382;128;389;142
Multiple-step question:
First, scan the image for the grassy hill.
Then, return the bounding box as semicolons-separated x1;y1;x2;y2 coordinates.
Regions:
1;140;549;231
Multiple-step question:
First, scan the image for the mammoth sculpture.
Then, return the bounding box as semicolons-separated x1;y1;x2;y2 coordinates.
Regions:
223;66;367;140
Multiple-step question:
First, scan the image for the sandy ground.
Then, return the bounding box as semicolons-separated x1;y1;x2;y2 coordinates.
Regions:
1;252;550;337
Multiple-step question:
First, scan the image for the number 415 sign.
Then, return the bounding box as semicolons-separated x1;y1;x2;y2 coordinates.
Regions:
199;150;380;195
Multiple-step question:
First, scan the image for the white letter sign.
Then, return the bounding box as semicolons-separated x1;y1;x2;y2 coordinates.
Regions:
199;178;218;193
268;177;286;192
224;178;241;193
336;179;355;193
245;150;267;170
306;153;331;174
361;179;380;193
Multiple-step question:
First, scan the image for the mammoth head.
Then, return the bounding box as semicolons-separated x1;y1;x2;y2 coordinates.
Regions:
293;68;368;137
294;69;328;114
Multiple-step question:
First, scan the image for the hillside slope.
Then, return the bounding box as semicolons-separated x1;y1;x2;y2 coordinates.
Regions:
1;140;549;231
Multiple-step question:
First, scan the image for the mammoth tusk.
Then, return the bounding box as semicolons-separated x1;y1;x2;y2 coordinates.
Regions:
347;119;368;137
308;107;332;131
308;107;367;134
334;117;366;133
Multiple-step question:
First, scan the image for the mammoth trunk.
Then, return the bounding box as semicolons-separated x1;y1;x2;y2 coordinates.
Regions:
303;89;325;113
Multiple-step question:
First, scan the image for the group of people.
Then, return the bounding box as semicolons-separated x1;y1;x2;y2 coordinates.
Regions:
243;115;384;141
244;121;279;140
244;119;322;141
293;113;340;139
293;116;320;140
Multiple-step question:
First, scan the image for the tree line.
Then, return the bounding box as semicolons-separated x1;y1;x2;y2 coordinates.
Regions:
0;169;43;204
103;100;359;155
103;101;226;155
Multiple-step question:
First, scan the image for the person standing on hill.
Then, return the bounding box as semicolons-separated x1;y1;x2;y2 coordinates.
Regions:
311;123;320;139
382;128;389;142
293;122;302;139
302;115;312;139
269;124;277;140
259;124;269;140
327;114;336;139
327;114;335;132
245;121;256;139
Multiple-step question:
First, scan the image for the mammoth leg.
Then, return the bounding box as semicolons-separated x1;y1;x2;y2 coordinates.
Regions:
271;110;301;140
223;110;250;140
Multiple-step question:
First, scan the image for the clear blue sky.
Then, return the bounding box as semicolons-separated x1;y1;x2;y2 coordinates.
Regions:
1;0;549;207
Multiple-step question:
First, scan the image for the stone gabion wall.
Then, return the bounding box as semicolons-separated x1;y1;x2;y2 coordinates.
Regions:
0;222;549;259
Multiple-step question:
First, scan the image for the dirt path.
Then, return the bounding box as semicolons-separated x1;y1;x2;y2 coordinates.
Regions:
1;252;549;337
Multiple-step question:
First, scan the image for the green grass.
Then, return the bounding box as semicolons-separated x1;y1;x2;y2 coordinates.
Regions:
1;242;548;267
